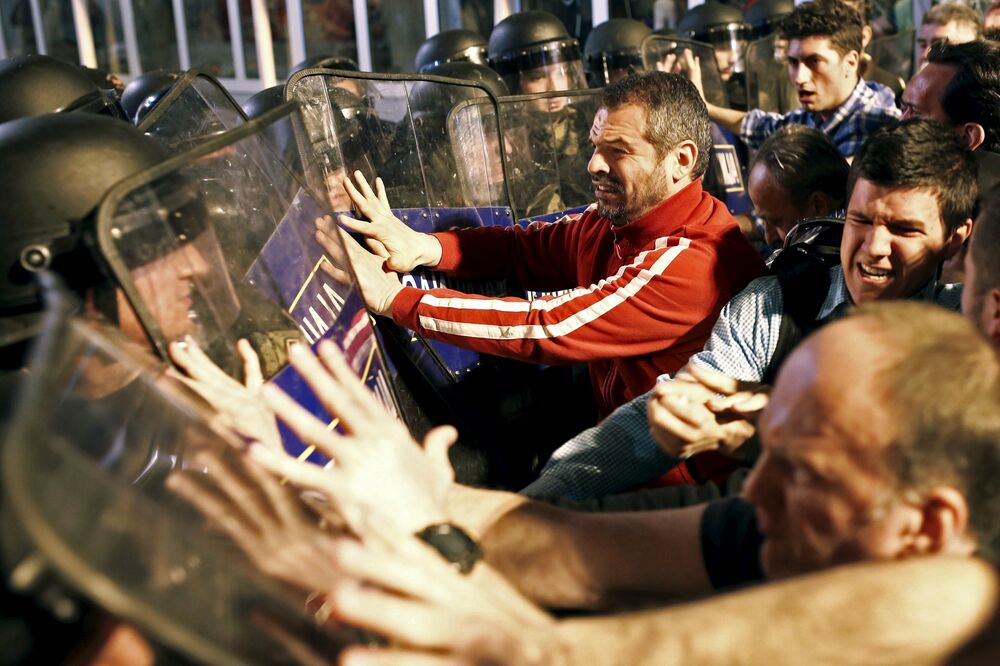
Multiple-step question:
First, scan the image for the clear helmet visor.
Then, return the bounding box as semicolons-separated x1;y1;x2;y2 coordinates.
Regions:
584;50;645;87
491;39;588;96
704;23;750;78
98;106;330;379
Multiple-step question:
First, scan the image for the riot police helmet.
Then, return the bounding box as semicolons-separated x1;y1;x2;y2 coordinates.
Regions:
121;70;182;124
243;84;285;120
0;55;124;123
677;2;751;78
416;29;489;73
0;114;167;319
583;18;653;87
745;0;794;38
487;10;588;95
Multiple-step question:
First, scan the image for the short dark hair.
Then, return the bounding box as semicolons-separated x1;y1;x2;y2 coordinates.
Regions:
853;301;1000;561
922;2;983;35
781;0;864;57
602;71;712;178
927;40;1000;154
973;183;1000;301
750;125;849;209
849;118;977;235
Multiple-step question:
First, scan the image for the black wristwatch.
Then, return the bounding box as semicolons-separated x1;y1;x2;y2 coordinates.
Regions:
415;523;482;575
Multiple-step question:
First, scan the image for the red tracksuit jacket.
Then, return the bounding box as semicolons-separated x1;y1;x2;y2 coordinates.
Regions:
390;179;765;419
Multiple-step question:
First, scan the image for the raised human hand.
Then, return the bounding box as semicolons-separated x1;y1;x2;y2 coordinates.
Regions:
168;337;283;452
248;340;458;544
647;363;769;460
326;534;566;666
314;219;403;316
335;171;442;273
166;448;345;594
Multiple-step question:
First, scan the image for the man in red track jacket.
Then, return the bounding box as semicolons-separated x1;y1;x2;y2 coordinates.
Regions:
323;71;765;419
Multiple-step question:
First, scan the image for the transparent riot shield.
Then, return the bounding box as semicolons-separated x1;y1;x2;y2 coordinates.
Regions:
494;89;602;219
745;34;799;114
95;103;403;459
136;70;247;152
641;35;730;109
286;69;515;214
869;29;915;85
3;297;363;664
286;71;598;487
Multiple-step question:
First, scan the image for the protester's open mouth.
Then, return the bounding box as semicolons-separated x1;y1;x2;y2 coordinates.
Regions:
798;90;816;104
857;263;893;281
593;182;624;199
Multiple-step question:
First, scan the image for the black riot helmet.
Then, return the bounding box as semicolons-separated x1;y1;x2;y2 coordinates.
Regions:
0;55;125;123
745;0;794;38
0;114;167;320
121;70;182;124
289;54;359;79
677;2;751;78
243;84;285;119
415;29;489;73
583;18;653;87
487;10;588;95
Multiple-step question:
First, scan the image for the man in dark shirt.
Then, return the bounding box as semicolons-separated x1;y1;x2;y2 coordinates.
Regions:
244;298;1000;663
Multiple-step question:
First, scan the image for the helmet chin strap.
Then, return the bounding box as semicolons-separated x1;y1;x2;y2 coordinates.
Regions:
91;279;120;326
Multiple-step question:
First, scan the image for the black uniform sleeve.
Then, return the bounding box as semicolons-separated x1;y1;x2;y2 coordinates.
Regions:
699;496;765;590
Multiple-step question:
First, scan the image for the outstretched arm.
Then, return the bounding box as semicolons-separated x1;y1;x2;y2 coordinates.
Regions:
251;341;713;608
330;550;997;666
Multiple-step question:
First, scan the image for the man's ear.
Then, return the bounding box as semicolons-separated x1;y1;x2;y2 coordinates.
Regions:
861;25;873;51
804;191;837;217
670;140;699;182
943;218;974;261
961;123;986;152
904;486;975;557
985;287;1000;341
843;49;861;76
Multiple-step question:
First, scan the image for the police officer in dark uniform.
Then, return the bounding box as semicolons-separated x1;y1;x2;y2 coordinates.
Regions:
582;17;652;87
678;1;751;110
487;11;594;216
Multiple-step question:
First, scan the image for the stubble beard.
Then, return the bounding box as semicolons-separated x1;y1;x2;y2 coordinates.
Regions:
595;168;671;226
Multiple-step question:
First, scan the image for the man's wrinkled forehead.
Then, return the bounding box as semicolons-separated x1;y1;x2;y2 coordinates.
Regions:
589;106;609;143
848;177;944;230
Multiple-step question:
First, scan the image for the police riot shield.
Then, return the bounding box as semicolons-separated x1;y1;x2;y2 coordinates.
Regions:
96;103;403;460
869;29;915;85
286;70;598;487
286;69;514;213
640;35;730;109
493;88;602;219
2;300;361;664
745;34;799;114
136;70;247;151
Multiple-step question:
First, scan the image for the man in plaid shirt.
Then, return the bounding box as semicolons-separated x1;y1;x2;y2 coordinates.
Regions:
689;0;899;158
